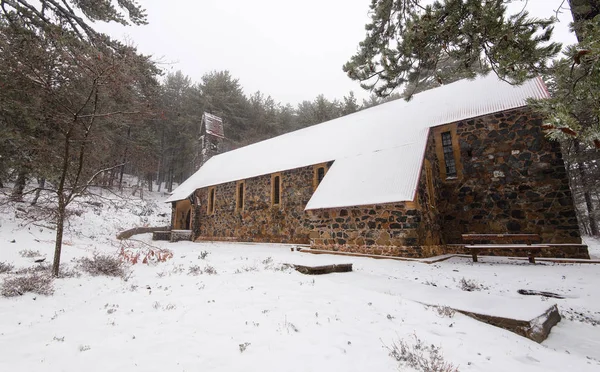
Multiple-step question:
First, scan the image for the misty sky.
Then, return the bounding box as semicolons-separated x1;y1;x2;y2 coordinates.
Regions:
97;0;578;105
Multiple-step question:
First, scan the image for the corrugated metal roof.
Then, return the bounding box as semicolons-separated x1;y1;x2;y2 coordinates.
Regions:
166;75;548;204
305;129;429;210
203;112;225;138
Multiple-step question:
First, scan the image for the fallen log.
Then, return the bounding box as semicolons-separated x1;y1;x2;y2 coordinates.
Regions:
454;304;561;343
117;226;170;240
293;263;353;275
517;289;565;299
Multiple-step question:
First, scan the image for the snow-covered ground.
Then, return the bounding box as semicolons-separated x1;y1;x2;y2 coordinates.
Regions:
1;186;599;371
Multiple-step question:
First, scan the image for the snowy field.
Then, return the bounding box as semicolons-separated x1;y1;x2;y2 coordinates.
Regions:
1;188;599;372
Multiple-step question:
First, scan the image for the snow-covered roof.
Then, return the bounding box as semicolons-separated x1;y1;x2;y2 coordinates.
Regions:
167;75;549;207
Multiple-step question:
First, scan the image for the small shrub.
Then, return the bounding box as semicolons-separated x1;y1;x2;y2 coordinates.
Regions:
79;345;91;352
262;257;273;265
78;254;125;277
14;263;51;275
19;250;42;258
271;263;294;272
1;273;54;297
286;322;299;333
171;265;185;274
386;334;459;372
458;277;487;292
152;301;176;311
132;202;157;217
0;262;14;274
120;245;173;265
204;265;217;275
239;342;251;353
198;251;210;260
57;266;81;278
188;265;203;276
28;264;80;279
436;306;456;318
242;265;258;273
10;263;79;278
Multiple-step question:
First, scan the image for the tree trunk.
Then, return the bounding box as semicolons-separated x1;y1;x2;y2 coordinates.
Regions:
52;202;65;277
11;171;27;201
119;126;131;189
147;173;153;192
573;139;599;236
167;167;173;193
569;0;600;41
108;168;116;187
52;127;73;277
31;178;45;205
156;157;162;192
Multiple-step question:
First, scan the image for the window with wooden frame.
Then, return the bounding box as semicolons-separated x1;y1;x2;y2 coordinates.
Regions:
236;180;245;211
312;163;328;191
433;124;462;180
441;131;457;178
207;186;216;215
271;173;282;206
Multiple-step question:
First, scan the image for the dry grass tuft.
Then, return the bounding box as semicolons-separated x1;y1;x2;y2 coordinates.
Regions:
77;254;125;277
1;273;54;297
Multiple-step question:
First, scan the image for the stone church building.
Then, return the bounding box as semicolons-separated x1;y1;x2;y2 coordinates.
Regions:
166;75;588;259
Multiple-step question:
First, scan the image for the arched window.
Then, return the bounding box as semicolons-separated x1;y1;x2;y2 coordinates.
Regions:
313;164;328;190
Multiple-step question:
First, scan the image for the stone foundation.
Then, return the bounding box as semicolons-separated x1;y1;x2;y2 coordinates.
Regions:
445;244;590;259
170;230;192;242
310;243;589;259
152;231;171;241
310;243;447;258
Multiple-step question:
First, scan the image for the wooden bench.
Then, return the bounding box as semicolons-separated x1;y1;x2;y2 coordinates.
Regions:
462;234;550;264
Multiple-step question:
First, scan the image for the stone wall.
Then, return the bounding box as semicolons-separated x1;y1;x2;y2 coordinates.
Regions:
436;107;581;244
192;166;314;244
308;202;427;257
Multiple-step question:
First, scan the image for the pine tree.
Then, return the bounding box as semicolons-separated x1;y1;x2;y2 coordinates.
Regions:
0;1;159;276
345;1;599;143
343;0;560;98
